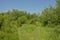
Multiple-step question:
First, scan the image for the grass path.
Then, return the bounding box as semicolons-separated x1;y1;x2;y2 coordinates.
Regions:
17;24;41;40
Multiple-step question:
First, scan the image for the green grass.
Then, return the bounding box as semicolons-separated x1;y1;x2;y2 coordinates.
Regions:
17;24;60;40
0;24;60;40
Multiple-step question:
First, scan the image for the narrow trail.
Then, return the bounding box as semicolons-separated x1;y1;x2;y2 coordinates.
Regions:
17;26;41;40
17;27;21;40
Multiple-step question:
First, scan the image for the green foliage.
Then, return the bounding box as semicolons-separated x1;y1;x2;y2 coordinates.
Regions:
0;0;60;40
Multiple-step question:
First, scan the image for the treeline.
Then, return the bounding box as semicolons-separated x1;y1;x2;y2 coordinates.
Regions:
0;0;60;28
0;10;40;28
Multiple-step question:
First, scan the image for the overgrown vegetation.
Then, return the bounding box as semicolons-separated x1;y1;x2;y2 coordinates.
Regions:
0;0;60;40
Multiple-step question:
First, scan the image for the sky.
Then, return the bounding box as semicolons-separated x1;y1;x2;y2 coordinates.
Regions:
0;0;56;13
